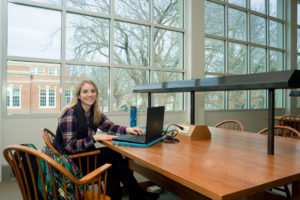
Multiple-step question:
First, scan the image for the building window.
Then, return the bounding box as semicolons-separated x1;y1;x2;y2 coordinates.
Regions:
7;87;21;108
48;68;60;75
204;0;285;110
30;67;45;75
5;0;185;114
39;88;56;108
65;89;74;105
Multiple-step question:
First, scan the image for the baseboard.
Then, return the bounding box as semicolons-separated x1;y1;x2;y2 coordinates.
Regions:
1;164;15;182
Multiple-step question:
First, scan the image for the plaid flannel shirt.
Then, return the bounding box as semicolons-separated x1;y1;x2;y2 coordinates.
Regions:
59;107;127;153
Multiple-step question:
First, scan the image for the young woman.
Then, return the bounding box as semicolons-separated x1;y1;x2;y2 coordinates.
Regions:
52;80;159;200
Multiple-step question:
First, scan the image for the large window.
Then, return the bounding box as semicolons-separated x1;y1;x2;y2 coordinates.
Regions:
204;0;285;110
5;0;185;114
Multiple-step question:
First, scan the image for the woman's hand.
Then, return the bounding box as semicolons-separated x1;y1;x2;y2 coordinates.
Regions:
126;127;145;135
93;134;116;141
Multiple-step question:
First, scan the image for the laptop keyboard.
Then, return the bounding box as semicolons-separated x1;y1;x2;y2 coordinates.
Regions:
127;134;146;142
115;134;146;143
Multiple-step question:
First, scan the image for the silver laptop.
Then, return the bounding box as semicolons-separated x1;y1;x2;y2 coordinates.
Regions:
113;106;165;144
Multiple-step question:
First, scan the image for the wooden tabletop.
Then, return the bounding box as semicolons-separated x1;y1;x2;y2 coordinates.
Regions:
101;127;300;200
264;116;282;121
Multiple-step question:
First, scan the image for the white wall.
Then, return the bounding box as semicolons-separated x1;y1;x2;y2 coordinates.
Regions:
205;109;293;133
2;116;58;150
187;0;205;124
2;112;188;147
0;112;188;172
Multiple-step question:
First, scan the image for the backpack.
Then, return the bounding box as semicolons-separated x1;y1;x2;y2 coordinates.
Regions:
14;144;44;199
38;146;84;200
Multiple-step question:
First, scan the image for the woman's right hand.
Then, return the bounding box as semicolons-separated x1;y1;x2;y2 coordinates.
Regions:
93;134;116;141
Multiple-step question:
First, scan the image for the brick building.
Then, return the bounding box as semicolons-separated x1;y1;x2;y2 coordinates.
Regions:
6;61;68;114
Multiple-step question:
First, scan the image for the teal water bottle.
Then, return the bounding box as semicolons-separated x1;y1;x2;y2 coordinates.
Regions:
130;106;137;127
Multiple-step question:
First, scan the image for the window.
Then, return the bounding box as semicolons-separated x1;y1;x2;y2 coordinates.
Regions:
31;67;45;75
5;0;185;114
39;88;56;108
153;71;184;111
66;65;109;112
228;8;247;41
114;21;149;66
6;87;21;108
204;0;285;110
40;89;47;107
8;3;61;59
66;13;109;63
48;68;60;75
65;89;74;106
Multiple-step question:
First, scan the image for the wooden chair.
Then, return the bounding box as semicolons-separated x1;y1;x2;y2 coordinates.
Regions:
258;125;300;138
3;144;111;200
41;128;101;174
278;115;300;131
258;125;300;199
215;120;245;131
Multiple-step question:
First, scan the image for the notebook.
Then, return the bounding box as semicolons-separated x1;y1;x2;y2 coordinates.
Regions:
112;106;165;144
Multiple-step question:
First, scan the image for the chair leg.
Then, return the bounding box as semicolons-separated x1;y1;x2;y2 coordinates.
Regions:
284;185;291;200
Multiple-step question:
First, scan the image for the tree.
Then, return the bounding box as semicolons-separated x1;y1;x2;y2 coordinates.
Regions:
65;0;183;111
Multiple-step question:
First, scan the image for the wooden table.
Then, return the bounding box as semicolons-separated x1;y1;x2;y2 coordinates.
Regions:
265;116;300;131
101;127;300;200
264;116;281;122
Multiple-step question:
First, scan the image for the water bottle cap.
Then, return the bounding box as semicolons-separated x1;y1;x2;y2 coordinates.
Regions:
130;106;137;110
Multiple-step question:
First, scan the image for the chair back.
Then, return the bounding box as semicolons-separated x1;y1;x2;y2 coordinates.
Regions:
41;128;62;157
258;125;300;138
215;120;245;131
3;145;111;200
279;115;300;131
41;128;100;174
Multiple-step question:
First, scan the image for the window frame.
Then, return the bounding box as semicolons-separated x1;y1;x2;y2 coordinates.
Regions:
6;87;21;109
39;87;56;109
204;0;286;111
48;67;60;76
3;0;186;116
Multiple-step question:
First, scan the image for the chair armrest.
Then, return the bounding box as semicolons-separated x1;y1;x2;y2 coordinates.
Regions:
69;150;101;159
79;163;112;184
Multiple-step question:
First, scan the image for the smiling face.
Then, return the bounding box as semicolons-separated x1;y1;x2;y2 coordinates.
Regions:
78;83;97;112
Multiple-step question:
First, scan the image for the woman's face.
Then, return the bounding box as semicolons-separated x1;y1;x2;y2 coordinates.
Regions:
79;83;97;108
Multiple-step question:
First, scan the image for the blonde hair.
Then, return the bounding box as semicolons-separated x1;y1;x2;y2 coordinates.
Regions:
58;80;101;126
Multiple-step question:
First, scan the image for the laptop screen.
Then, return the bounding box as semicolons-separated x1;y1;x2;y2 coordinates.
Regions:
145;106;165;143
112;106;165;144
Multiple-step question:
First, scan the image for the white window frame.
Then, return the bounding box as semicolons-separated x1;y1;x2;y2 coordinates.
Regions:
6;87;21;109
39;87;56;108
48;67;60;76
31;67;45;75
204;0;287;110
65;88;74;105
4;0;186;115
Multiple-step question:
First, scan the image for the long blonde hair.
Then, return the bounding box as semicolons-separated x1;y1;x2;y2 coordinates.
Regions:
58;80;101;126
